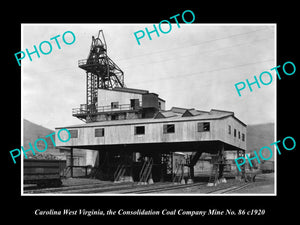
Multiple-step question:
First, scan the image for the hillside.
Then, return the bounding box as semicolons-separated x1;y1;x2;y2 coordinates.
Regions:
23;119;58;154
23;119;54;143
246;123;275;160
23;119;85;162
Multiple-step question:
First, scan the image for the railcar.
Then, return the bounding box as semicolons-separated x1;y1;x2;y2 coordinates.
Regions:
260;161;274;173
24;159;66;187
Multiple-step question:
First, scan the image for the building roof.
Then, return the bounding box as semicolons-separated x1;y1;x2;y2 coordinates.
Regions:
112;87;149;94
154;111;179;119
56;108;245;129
170;107;192;114
182;109;208;117
158;97;165;102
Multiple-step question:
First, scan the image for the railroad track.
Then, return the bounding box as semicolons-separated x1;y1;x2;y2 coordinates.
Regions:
120;183;206;194
206;173;269;194
24;181;204;194
24;181;179;194
122;182;252;194
206;183;252;194
59;182;189;194
24;179;252;194
23;182;135;194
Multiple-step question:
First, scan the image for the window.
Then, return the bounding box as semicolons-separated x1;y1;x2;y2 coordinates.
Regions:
135;126;145;135
163;124;175;133
111;102;119;109
238;131;241;139
69;130;78;138
228;125;231;134
242;133;245;141
95;128;105;137
197;122;210;132
234;129;237;137
130;99;140;110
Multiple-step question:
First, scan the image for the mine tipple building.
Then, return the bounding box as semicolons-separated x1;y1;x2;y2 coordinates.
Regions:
58;87;246;149
55;30;246;184
55;86;246;183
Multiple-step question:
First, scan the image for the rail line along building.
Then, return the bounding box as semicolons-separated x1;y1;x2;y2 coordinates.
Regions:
55;30;247;184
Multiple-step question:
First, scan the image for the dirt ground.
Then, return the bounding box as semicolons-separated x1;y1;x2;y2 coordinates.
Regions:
158;173;275;194
231;173;275;194
33;173;274;195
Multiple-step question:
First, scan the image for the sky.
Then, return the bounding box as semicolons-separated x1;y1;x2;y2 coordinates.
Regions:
22;24;276;131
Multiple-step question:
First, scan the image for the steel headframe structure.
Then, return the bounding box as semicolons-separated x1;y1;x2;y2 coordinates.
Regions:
78;30;125;114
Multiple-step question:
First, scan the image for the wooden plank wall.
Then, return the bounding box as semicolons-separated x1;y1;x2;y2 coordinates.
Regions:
55;116;246;150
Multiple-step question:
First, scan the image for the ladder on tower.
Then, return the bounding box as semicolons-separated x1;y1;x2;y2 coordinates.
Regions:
138;158;153;184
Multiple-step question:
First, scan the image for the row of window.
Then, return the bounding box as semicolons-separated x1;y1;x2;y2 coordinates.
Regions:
228;125;245;141
68;122;211;138
68;123;245;142
161;122;210;134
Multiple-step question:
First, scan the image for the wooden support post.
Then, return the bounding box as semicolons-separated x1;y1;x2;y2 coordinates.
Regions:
148;172;154;184
70;147;74;178
130;152;133;177
236;149;246;180
189;166;194;180
129;152;134;182
218;143;225;180
160;153;167;182
95;150;100;168
236;149;240;178
241;150;246;179
170;152;173;177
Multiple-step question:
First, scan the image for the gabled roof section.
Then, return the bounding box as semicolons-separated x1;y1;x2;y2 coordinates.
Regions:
209;109;246;127
170;107;191;114
154;110;178;119
154;108;236;120
154;107;194;119
182;109;209;117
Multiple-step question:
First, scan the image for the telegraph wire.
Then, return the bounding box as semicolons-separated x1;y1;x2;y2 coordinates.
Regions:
117;28;271;62
126;58;275;86
28;56;275;87
25;28;273;75
121;36;274;70
33;36;274;76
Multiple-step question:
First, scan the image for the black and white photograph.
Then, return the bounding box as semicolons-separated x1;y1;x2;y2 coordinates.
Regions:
21;24;276;196
4;5;298;224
